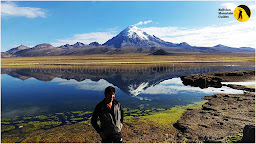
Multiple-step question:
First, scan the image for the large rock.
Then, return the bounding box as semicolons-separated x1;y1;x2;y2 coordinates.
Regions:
242;125;255;143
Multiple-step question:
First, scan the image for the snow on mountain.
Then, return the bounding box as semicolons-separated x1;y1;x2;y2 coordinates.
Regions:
124;26;149;40
128;82;149;96
103;25;175;48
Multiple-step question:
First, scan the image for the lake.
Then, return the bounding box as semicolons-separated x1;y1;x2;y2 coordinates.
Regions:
1;63;254;122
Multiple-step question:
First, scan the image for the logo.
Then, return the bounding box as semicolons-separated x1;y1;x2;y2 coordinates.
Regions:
234;5;251;22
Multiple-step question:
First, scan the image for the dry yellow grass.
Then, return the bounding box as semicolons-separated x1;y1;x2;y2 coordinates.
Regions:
1;53;255;68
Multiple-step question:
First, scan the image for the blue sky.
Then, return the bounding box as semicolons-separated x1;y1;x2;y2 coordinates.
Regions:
1;1;256;52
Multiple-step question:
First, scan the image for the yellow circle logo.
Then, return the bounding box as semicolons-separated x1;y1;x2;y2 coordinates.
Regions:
234;5;251;22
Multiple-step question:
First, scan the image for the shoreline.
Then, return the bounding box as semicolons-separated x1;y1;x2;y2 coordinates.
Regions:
175;69;255;142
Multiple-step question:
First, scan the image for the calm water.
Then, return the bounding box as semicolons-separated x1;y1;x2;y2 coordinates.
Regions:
1;63;254;118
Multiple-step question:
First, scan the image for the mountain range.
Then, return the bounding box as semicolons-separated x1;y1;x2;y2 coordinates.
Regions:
2;25;255;57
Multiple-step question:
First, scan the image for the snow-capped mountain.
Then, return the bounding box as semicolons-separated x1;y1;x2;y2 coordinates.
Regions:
2;25;255;57
103;25;176;48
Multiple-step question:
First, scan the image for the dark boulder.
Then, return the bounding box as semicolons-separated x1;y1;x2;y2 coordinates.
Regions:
242;125;255;143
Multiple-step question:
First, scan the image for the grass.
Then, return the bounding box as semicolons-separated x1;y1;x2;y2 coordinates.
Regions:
3;100;248;143
225;133;243;143
15;121;63;133
1;53;254;68
1;125;15;132
1;101;205;131
133;101;206;132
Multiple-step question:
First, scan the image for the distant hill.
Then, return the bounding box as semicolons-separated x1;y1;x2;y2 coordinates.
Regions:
1;52;11;58
58;42;101;49
7;45;30;54
151;49;171;55
1;26;255;57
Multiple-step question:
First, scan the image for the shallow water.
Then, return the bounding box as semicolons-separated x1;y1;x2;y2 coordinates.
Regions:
222;81;255;86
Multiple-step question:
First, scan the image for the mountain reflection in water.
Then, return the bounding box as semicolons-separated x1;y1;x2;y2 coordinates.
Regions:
1;63;254;118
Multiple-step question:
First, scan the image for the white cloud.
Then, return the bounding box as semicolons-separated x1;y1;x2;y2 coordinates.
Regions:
1;2;46;18
221;2;256;11
52;78;114;91
249;4;256;10
134;20;152;26
221;3;237;11
142;18;256;48
51;31;116;46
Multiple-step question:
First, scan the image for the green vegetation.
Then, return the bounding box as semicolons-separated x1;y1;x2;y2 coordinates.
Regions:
35;115;49;120
77;111;92;117
28;121;62;129
1;101;208;142
1;121;11;125
23;116;32;120
15;121;62;133
71;111;92;117
132;101;206;132
1;102;206;134
70;118;84;122
1;118;11;121
72;111;83;114
225;133;243;143
1;125;15;132
55;113;64;115
14;120;25;124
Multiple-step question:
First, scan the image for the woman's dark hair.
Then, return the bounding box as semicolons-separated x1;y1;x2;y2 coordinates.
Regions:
105;86;115;96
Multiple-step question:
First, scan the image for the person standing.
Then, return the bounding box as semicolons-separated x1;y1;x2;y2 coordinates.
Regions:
91;86;124;143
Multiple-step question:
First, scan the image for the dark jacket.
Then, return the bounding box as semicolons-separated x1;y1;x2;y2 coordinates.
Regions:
91;99;124;136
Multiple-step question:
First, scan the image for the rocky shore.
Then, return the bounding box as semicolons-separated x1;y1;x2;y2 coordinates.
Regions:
175;69;255;142
181;69;255;90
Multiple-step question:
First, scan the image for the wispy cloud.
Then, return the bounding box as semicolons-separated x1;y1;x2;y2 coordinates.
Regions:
1;2;46;18
134;20;152;26
142;18;256;48
51;31;116;47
